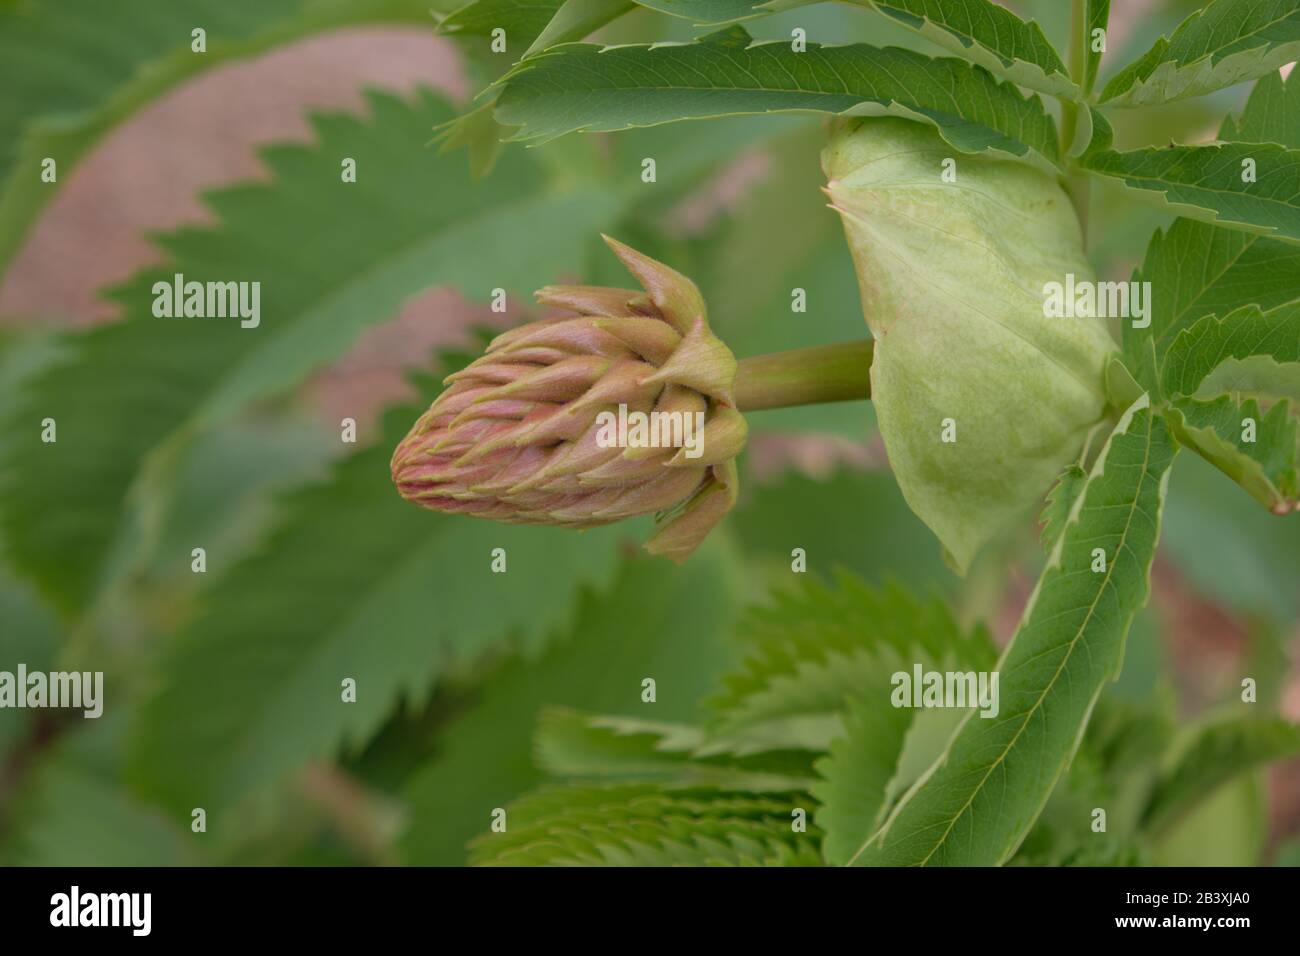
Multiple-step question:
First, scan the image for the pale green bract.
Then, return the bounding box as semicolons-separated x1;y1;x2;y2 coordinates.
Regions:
823;117;1117;571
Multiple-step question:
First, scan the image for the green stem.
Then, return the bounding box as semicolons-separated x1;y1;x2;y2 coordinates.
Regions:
734;340;873;412
1061;0;1091;242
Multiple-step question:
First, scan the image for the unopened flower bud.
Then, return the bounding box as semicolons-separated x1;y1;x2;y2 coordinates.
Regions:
392;236;745;562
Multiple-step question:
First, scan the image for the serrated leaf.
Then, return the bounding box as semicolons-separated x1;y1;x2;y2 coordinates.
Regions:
705;576;993;755
0;89;620;614
126;375;630;818
1106;349;1149;408
850;398;1177;866
1083;141;1300;244
811;696;966;866
863;0;1076;98
524;0;633;57
1162;302;1300;398
0;0;441;274
438;0;563;43
1099;0;1300;108
701;575;994;864
530;0;827;30
535;707;817;791
432;101;511;179
1122;71;1300;390
1194;352;1300;401
1163;394;1298;512
1143;714;1300;836
399;546;741;864
631;0;770;22
1038;462;1088;548
494;30;1062;167
1124;223;1300;391
468;783;821;865
808;695;906;866
1221;62;1300;146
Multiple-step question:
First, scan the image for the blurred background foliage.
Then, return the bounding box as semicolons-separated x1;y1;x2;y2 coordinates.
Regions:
0;0;1296;866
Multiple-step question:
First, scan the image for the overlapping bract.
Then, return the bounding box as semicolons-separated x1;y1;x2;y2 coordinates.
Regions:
392;237;746;561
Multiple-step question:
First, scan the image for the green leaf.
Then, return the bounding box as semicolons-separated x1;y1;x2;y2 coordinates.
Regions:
432;101;511;179
705;575;994;866
467;784;822;865
1013;692;1172;865
1106;349;1149;408
631;0;770;22
0;0;441;274
812;696;966;866
1122;71;1300;388
1124;223;1300;392
399;545;742;864
705;576;992;755
494;29;1062;167
1082;141;1300;245
809;694;907;865
1163;394;1297;512
126;377;630;818
1143;713;1300;836
700;572;997;878
438;0;563;44
1161;302;1300;399
1194;352;1300;402
1083;0;1110;96
863;0;1077;98
1221;61;1300;145
0;89;619;614
535;707;817;791
850;397;1177;866
131;417;336;610
1038;462;1088;548
1099;0;1300;108
1162;450;1300;618
524;0;634;57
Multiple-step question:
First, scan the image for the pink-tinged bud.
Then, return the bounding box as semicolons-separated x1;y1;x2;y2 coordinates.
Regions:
391;236;746;562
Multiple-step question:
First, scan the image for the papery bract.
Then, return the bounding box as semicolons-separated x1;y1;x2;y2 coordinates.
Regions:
824;117;1117;571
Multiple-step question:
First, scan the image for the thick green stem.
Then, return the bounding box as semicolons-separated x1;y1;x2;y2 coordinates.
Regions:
734;340;873;412
1061;0;1091;241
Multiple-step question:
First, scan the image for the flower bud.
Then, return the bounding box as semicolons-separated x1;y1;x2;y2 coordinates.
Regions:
824;117;1117;572
392;236;745;562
